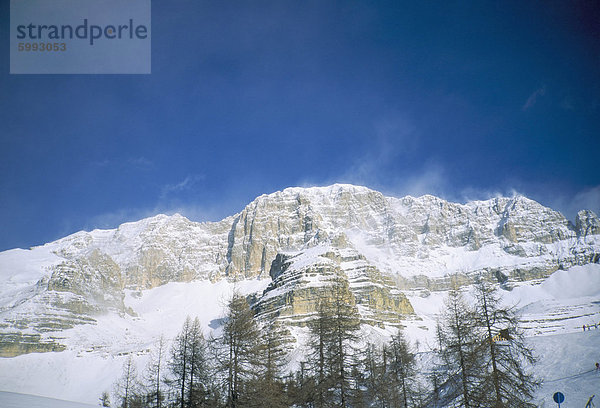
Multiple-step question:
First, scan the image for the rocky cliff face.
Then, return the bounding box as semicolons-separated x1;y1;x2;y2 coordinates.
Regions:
253;246;414;329
1;184;599;356
576;210;600;237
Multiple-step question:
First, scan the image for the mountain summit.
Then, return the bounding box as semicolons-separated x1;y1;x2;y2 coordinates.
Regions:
0;184;599;403
1;184;598;354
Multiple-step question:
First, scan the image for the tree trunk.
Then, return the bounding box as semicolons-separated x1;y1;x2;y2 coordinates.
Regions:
481;290;502;407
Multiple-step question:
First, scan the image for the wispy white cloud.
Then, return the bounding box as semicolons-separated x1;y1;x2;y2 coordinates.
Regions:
572;186;600;214
85;207;159;230
73;174;237;233
83;201;230;232
159;174;205;200
522;86;546;111
90;157;153;170
79;180;600;234
376;163;519;204
545;185;600;220
334;114;417;186
128;156;153;170
387;162;448;198
483;180;600;222
560;96;575;111
155;203;230;223
90;159;110;167
457;185;521;203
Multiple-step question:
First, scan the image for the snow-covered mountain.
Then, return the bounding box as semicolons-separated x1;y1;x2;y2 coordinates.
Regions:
0;184;599;405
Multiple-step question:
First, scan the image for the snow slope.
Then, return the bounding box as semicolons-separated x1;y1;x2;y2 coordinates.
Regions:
0;278;270;404
0;264;597;405
0;185;599;405
0;391;98;408
405;263;600;406
532;330;600;407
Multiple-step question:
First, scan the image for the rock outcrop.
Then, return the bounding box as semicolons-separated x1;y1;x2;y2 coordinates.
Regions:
1;184;599;356
253;246;413;328
576;210;600;237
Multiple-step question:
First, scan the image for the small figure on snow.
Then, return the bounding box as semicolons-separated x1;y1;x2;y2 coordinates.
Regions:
596;362;600;372
585;394;595;408
583;324;587;331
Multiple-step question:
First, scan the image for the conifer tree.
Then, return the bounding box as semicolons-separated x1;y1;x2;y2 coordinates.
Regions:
472;280;539;408
288;360;317;407
99;390;111;407
143;335;166;408
114;355;139;408
386;331;416;408
187;317;210;406
246;322;289;408
168;316;210;408
354;342;388;408
306;299;335;407
215;292;263;408
329;278;361;407
436;286;482;408
306;277;361;408
168;317;192;408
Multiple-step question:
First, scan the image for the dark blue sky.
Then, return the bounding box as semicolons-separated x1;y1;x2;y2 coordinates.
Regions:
1;1;599;251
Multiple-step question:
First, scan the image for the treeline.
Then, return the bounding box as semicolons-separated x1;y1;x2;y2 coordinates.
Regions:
103;279;539;408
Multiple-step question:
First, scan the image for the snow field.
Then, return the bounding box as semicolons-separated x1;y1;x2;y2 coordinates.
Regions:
0;264;598;405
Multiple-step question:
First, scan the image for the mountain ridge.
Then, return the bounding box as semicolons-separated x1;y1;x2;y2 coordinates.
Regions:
0;184;599;405
0;183;599;358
